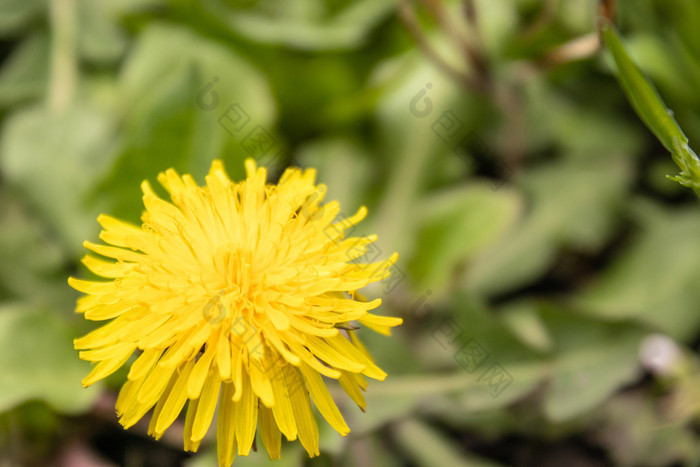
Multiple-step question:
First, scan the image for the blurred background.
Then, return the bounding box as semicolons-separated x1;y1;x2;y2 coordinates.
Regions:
2;0;700;466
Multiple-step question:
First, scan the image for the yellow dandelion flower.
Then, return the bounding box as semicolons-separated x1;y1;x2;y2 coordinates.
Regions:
69;158;402;465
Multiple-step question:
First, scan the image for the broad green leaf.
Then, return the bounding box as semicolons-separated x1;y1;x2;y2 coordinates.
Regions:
0;0;45;36
0;105;116;254
409;185;521;294
371;52;478;261
393;419;506;467
118;23;274;126
500;300;553;353
473;0;518;57
455;358;550;412
380;295;547;414
0;31;49;107
0;187;70;304
97;66;215;221
97;23;276;222
77;0;128;63
0;305;99;414
368;28;514;267
522;75;645;161
576;201;700;342
540;304;646;422
203;0;396;51
448;296;549;410
184;444;301;467
421;399;521;438
559;0;598;34
296;137;374;216
464;158;631;296
342;386;422;435
341;435;404;467
595;392;700;466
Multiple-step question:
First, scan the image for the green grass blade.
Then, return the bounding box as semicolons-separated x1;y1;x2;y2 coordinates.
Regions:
600;20;700;195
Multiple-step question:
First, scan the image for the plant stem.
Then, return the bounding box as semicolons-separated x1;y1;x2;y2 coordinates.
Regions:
48;0;77;113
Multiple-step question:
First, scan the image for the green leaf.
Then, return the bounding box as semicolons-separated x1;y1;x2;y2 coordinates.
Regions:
575;201;700;342
370;50;490;261
473;0;518;57
601;20;700;194
523;75;645;160
0;0;45;36
0;187;70;304
76;0;128;64
383;295;547;414
464;158;631;296
295;137;374;215
454;358;550;413
448;296;549;410
595;392;700;466
500;300;553;353
117;23;274;117
409;185;522;294
97;23;276;222
393;419;506;467
340;435;405;467
540;304;646;422
601;21;686;154
0;304;99;414
0;105;116;254
624;33;699;105
342;385;422;435
183;444;301;467
0;31;49;107
204;0;396;51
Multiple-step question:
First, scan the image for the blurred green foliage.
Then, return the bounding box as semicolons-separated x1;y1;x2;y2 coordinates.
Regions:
2;0;700;466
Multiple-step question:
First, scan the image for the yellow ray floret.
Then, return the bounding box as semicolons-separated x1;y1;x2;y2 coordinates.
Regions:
69;158;402;466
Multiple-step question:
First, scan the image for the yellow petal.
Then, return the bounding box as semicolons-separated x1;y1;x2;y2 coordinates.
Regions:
153;359;195;436
217;332;232;381
183;399;201;453
187;332;218;399
249;356;275;407
217;382;237;467
159;322;210;368
71;158;405;460
259;405;282;460
327;334;387;381
136;362;177;406
235;369;258;455
339;371;366;411
79;341;136;362
285;366;319;457
127;349;163;380
83;301;133;321
67;277;115;296
81;254;134;278
191;371;222;443
270;362;298;441
285;340;342;379
82;241;145;262
115;377;141;416
81;347;135;387
299;362;349;435
304;335;365;373
358;313;403;336
148;369;179;440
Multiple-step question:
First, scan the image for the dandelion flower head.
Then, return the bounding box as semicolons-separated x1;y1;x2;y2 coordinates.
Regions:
68;159;402;465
